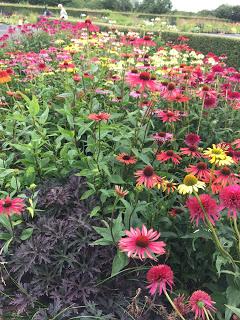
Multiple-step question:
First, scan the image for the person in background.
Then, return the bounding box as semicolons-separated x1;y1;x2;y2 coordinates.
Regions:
43;6;52;17
58;4;68;20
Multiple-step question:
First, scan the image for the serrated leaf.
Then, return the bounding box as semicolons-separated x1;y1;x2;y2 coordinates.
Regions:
81;189;95;200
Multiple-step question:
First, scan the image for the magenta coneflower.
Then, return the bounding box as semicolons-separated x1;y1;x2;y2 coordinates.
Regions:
186;162;211;182
219;185;240;218
76;19;100;32
0;196;25;216
213;167;240;188
135;165;161;189
186;194;219;226
126;71;160;92
119;225;166;260
180;146;203;158
156;150;181;165
155;110;180;123
134;35;156;47
146;264;174;296
189;290;216;320
184;133;201;147
116;153;137;165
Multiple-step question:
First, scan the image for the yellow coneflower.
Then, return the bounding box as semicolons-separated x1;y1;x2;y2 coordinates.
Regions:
203;144;234;166
178;174;205;195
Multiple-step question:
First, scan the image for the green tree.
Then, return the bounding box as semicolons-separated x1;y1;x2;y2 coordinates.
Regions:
137;0;172;14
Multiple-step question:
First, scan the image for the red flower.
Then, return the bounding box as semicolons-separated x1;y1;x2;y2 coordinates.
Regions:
155;110;180;123
0;70;11;84
119;225;166;260
76;19;100;32
116;153;137;165
219;185;240;219
189;290;216;320
232;138;240;149
0;196;25;216
146;264;174;296
184;133;201;147
180;146;203;158
186;194;219;226
126;71;160;92
88;112;110;122
156;150;181;165
167;93;190;103
186;162;211;182
212;167;240;193
134;36;156;47
135;165;161;189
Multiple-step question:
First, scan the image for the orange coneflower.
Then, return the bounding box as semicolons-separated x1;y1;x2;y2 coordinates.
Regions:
115;185;128;198
116;153;137;165
135;165;161;189
156;150;181;165
0;70;11;84
185;162;211;182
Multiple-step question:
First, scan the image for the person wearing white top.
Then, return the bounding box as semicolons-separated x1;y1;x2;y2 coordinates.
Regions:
58;4;68;20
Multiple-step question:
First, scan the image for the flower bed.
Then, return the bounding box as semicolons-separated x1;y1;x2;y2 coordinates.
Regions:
0;18;239;319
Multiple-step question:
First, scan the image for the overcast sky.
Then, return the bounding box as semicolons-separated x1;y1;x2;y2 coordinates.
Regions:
172;0;240;12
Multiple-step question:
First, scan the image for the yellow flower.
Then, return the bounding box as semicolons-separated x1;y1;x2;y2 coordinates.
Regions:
162;180;177;194
203;144;234;166
55;39;65;44
178;174;205;195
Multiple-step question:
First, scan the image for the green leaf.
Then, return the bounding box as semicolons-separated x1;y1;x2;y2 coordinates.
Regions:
90;206;101;217
57;126;75;140
109;175;125;184
0;232;12;241
20;228;34;241
2;237;13;254
111;250;129;276
225;305;240;318
80;189;95;200
39;107;49;124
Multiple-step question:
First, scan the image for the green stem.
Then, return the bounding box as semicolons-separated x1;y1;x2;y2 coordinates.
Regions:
8;215;14;237
164;290;186;320
196;97;205;135
110;198;119;246
233;218;240;255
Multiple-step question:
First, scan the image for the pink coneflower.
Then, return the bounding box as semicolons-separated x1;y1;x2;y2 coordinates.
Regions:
0;196;25;216
186;194;219;226
161;82;180;99
167;93;190;103
181;146;203;158
156;150;181;165
219;185;240;218
119;225;166;260
134;35;156;47
186;162;211;182
204;94;217;109
232;138;240;149
155;110;180;123
184;133;201;147
146;264;174;295
116;153;137;165
189;290;216;320
88;112;110;122
152;132;173;143
126;71;160;92
135;165;161;189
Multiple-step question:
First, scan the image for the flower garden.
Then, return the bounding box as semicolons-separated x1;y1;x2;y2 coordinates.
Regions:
0;18;240;320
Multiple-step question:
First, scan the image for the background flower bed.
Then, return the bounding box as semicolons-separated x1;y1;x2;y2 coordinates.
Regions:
0;18;239;319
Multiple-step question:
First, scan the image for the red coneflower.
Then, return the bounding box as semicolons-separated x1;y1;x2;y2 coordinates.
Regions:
156;150;181;165
186;162;211;182
146;264;174;296
126;71;160;92
134;35;156;47
186;194;219;226
116;153;137;165
213;166;240;188
180;146;203;158
184;133;201;147
189;290;216;320
167;93;190;103
135;165;161;189
155;110;181;123
88;112;110;122
219;185;240;218
0;196;25;216
119;225;166;260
